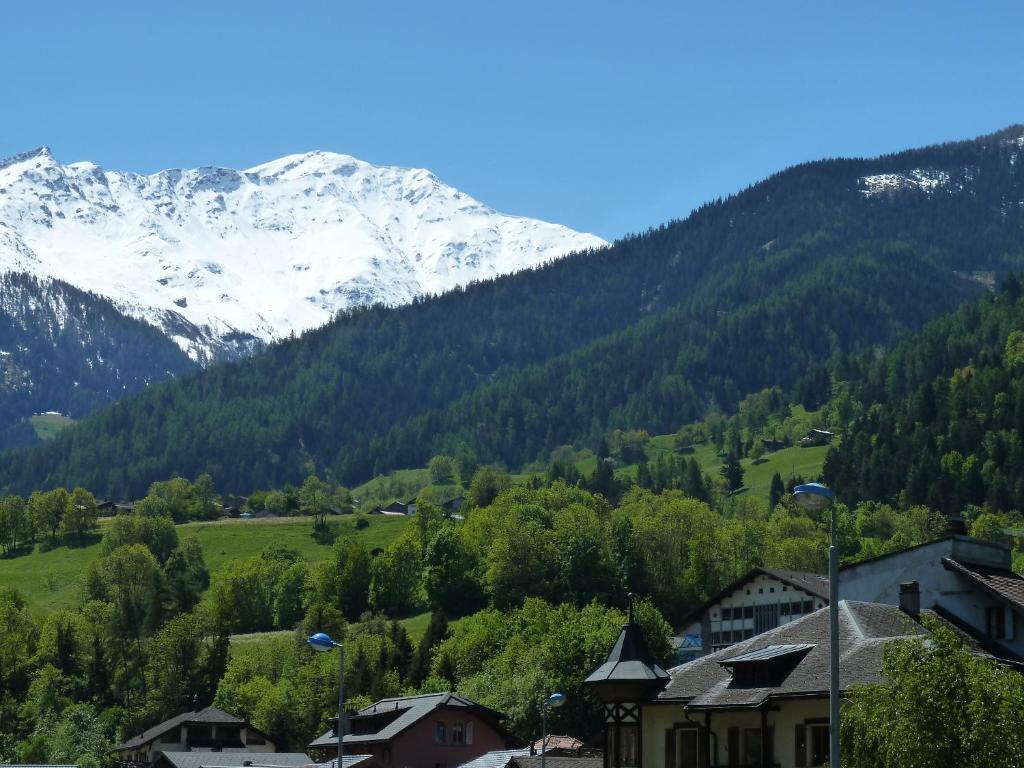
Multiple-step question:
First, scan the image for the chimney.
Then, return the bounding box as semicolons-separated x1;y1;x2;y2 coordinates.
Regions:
899;581;920;619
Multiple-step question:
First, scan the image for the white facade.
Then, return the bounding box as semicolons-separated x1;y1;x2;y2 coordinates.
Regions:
675;572;828;660
840;536;1023;657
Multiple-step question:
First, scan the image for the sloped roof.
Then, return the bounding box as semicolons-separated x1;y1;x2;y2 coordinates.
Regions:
584;621;669;685
115;707;249;751
659;601;929;709
942;558;1024;612
156;754;313;768
509;758;603;768
456;749;530;768
530;736;583;753
675;567;829;632
309;693;509;748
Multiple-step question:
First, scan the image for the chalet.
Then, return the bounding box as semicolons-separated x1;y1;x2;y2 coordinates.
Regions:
760;439;787;453
673;568;829;661
113;706;277;766
799;429;833;447
585;594;1011;768
840;534;1024;659
96;499;116;514
308;693;519;768
377;499;417;516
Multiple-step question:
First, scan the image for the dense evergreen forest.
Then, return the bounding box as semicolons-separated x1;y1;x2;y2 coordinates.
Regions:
825;275;1024;516
5;126;1024;496
0;273;197;449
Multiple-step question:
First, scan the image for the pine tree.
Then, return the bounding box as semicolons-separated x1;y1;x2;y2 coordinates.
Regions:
769;472;785;509
720;453;744;493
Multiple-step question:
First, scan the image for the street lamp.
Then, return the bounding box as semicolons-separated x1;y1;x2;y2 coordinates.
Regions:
540;692;566;768
793;482;840;768
309;632;345;768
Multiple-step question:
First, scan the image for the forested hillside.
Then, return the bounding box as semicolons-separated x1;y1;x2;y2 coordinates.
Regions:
0;273;197;450
5;126;1024;496
824;276;1024;514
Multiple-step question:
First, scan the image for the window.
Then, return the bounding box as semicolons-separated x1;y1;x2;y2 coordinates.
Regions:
758;588;764;594
667;728;700;768
710;632;721;645
987;607;1007;640
743;728;762;766
617;725;639;768
792;601;803;616
780;603;790;616
743;629;754;639
770;587;775;593
451;721;464;744
721;607;732;620
810;725;829;766
783;585;788;592
161;727;182;744
465;721;473;745
743;606;754;619
434;721;446;744
803;600;813;614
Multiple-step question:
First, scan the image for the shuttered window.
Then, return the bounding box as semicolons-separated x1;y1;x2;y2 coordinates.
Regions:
795;724;807;767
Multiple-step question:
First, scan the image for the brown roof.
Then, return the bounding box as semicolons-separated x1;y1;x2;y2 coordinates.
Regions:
531;736;583;753
659;601;929;710
675;567;829;633
942;558;1024;612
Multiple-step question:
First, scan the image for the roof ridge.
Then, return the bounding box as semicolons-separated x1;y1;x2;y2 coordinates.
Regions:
841;600;866;641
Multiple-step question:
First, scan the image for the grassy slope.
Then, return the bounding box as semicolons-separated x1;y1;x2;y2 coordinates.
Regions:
30;413;75;440
0;515;411;616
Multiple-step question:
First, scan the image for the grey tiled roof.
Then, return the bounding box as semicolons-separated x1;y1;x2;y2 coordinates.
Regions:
456;749;530;768
759;568;830;600
309;693;508;748
156;754;313;768
659;601;928;709
509;758;603;768
115;707;247;751
943;558;1024;612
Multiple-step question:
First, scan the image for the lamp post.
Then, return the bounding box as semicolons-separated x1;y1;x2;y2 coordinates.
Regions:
540;692;566;768
793;482;839;768
309;632;344;768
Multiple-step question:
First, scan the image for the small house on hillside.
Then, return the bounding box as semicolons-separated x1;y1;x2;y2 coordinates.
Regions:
377;499;416;516
799;429;834;447
308;692;519;768
113;706;277;766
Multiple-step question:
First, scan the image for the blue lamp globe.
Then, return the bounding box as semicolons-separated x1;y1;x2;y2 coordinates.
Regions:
545;692;566;708
308;632;339;652
793;482;835;512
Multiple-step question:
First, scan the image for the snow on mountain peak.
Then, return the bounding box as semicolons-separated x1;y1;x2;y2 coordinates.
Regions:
0;148;607;362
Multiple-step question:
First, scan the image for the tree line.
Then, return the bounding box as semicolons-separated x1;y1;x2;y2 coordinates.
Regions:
5;127;1024;496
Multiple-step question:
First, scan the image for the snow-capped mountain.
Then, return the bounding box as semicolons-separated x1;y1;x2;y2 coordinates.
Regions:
0;147;607;361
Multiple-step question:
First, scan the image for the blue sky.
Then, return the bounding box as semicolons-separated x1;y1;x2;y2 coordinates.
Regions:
3;1;1022;240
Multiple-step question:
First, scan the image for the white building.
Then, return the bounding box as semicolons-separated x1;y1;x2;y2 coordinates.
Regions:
674;568;830;660
839;534;1024;659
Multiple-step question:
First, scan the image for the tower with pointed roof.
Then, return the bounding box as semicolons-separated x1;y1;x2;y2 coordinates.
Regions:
584;595;669;768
